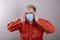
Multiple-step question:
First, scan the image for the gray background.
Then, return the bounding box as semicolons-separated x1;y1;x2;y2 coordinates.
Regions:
0;0;60;40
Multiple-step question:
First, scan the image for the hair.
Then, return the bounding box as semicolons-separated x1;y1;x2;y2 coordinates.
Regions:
26;5;36;12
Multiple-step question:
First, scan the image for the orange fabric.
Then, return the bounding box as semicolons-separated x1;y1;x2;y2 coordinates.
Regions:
7;18;55;40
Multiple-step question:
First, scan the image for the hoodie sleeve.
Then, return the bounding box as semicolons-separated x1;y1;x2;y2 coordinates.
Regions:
37;18;55;34
7;19;22;32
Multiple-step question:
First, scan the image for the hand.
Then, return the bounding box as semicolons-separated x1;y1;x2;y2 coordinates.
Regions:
34;13;39;22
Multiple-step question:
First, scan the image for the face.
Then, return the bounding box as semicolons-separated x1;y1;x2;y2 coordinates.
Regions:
24;8;36;21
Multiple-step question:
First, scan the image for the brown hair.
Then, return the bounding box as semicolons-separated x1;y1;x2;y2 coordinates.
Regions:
26;5;36;12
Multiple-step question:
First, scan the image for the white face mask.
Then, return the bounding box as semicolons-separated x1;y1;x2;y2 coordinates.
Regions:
26;14;34;22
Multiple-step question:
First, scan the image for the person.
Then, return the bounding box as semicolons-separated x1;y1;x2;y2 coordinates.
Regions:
7;5;55;40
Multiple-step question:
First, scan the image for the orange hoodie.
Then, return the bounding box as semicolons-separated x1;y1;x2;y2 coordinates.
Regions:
7;18;55;40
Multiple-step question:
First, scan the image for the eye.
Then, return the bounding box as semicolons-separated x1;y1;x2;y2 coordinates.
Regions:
30;12;34;14
25;13;28;14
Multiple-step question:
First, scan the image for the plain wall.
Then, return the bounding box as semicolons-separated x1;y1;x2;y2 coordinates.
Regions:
0;0;60;40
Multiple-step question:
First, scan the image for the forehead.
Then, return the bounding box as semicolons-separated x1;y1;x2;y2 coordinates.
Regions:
27;8;34;10
26;8;35;12
24;8;35;15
